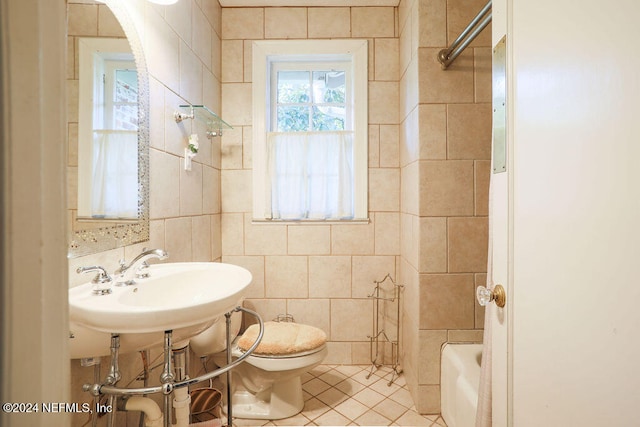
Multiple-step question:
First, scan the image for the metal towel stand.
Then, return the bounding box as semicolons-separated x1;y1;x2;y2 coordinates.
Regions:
366;274;404;386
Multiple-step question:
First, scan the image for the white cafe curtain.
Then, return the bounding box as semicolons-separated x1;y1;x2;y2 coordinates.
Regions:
266;131;354;220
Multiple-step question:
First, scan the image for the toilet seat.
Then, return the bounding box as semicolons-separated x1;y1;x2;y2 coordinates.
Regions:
237;321;327;356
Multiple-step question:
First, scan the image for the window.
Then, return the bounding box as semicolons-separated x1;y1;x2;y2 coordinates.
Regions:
252;40;368;221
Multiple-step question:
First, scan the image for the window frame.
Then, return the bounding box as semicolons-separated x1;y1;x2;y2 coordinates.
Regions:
252;39;369;222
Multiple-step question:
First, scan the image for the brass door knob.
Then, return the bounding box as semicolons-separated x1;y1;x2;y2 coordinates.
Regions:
476;284;506;308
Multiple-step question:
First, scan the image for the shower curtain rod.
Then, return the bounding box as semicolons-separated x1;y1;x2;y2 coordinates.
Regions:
438;0;492;69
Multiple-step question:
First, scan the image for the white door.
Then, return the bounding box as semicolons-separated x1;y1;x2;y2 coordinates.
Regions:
491;0;640;425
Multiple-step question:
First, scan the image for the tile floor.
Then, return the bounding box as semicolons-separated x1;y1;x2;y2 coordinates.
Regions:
231;364;448;427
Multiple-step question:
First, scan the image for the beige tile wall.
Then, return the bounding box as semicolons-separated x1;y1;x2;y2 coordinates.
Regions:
67;1;223;425
399;0;491;414
219;6;402;365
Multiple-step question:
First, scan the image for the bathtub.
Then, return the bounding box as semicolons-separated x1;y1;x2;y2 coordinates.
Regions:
440;343;483;427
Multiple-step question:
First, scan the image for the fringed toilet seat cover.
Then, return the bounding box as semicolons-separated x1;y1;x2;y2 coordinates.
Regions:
237;321;327;356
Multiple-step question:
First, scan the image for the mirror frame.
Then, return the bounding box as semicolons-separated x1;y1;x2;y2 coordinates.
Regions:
68;0;149;258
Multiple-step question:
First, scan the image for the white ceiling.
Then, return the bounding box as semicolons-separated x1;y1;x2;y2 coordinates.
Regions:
219;0;399;6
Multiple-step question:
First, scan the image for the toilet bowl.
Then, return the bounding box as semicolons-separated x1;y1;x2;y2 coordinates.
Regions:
192;314;328;420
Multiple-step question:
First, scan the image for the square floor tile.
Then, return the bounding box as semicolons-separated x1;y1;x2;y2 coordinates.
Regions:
352;387;386;407
316;387;349;408
354;409;393;426
303;378;332;396
314;409;351;426
333;398;369;421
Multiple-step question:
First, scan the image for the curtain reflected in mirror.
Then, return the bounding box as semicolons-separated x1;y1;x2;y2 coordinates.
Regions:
67;0;149;257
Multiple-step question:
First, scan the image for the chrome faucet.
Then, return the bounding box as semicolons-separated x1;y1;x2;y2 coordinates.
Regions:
115;248;168;286
77;266;113;295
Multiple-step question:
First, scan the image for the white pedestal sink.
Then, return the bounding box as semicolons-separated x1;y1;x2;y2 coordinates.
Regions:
69;262;252;358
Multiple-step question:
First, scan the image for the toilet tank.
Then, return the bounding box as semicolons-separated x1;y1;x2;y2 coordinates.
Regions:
189;308;243;356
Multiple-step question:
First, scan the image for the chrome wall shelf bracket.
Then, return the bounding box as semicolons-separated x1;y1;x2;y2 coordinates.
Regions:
174;104;233;138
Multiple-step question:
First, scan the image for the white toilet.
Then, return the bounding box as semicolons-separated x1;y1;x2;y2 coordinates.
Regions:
190;312;328;420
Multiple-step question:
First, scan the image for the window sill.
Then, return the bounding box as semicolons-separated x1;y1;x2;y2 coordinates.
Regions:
251;218;370;226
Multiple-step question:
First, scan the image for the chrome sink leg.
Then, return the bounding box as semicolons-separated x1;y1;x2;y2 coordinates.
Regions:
160;330;175;427
225;310;233;427
106;334;121;427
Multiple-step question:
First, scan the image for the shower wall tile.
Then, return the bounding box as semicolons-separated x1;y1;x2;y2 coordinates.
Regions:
211;214;222;260
447;216;488;273
475;160;490;216
419;273;475;329
418;0;446;48
202;166;221;215
418;330;447;384
221;82;252;126
165;0;192;46
325;342;353;364
413;384;441;414
192;5;213;71
308;7;351;39
352;7;396;38
287;298;331;338
447;103;492;160
203;68;222;119
211;29;222;81
400;107;419;167
374;212;400;255
98;4;125;37
448;329;483;343
309;256;352;298
265;256;309;298
191;215;212;261
244;215;287;255
401;161;419;215
180;162;203;215
330;222;375;255
370;81;400;125
221;8;264;40
145;6;180;94
222;255;265;298
221;127;243;169
330;299;373;341
165;217;193;262
351;255;397;298
375;38;400;81
221;169;252;213
419;217;447;273
288;226;331;255
265;7;307;39
67;4;97;36
164;89;189;157
474;47;492;103
243;40;253;82
221;213;244;255
419;160;474;216
243;298;287;326
418;104;447;160
369;125;381;167
418;48;474;104
446;0;491;48
369;168;401;212
150;149;181;219
221;40;244;83
380;125;400;167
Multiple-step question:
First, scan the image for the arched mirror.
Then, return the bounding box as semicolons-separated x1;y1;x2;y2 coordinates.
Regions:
67;0;149;257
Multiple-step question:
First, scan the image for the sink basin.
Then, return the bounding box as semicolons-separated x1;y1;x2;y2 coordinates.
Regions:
69;262;252;358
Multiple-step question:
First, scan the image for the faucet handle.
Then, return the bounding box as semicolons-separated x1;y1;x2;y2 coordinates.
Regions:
76;266;113;295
